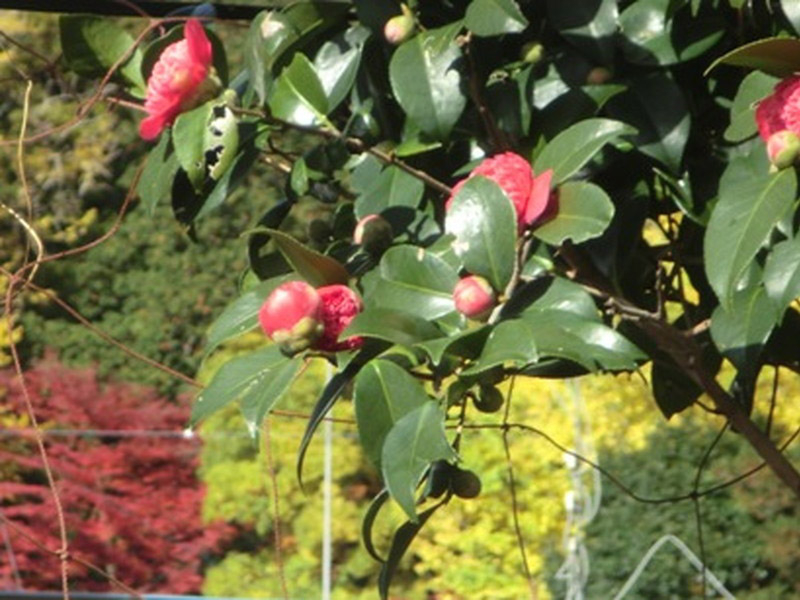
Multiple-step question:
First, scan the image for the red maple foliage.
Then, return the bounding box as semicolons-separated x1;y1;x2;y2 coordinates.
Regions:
0;356;231;592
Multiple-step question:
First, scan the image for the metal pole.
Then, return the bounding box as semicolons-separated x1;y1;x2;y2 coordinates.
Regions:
321;366;333;600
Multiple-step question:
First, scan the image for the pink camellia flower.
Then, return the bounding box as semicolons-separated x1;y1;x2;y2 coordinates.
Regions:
453;275;497;321
259;281;324;355
139;19;217;141
316;285;364;352
446;152;554;233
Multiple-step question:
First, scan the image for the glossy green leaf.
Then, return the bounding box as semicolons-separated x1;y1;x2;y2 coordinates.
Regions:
465;0;528;37
367;246;459;320
415;326;491;366
710;284;778;374
517;277;599;320
246;11;297;104
445;177;517;291
354;360;429;470
389;24;466;139
354;167;425;219
239;357;303;437
547;0;618;66
725;71;779;143
314;26;369;110
204;277;293;356
137;134;179;216
173;103;213;191
461;320;537;375
344;308;443;347
191;346;293;425
265;228;350;286
534;182;615;245
381;402;457;521
706;37;800;78
764;237;800;317
606;72;690;173
523;311;643;371
619;0;724;66
362;489;390;563
535;118;636;184
59;15;144;92
268;52;329;127
704;151;797;308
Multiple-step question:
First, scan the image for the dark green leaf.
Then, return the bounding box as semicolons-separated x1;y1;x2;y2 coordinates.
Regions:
606;72;690;173
389;24;466;139
725;71;779;143
344;308;444;347
461;320;537;375
204;277;294;356
354;167;425;219
137;134;179;215
619;0;724;66
362;489;390;563
534;182;615;245
535;118;636;184
367;246;459;320
381;403;457;521
191;346;293;425
268;52;330;127
704;151;797;308
706;37;800;78
465;0;528;37
711;284;779;375
239;357;302;436
265;228;350;286
354;360;430;470
415;326;491;366
314;26;369;110
246;11;297;104
173;103;213;191
297;347;379;488
547;0;618;66
59;15;144;92
764;237;800;318
445;177;517;291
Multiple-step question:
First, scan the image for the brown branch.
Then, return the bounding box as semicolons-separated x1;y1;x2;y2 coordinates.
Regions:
262;418;289;600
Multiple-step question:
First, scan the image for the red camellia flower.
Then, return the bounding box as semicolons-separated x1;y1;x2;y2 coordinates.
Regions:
258;282;363;354
139;19;216;141
453;275;497;321
756;75;800;167
447;152;554;232
316;284;364;352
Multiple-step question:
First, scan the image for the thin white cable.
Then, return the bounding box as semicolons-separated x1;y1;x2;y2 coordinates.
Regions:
611;534;736;600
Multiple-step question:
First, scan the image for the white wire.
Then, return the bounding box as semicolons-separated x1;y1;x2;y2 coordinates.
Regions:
612;534;736;600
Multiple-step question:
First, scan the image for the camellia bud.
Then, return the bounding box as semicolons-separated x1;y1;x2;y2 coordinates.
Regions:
453;276;497;321
767;130;800;170
258;281;324;355
586;66;613;85
520;41;544;65
384;5;415;45
316;284;364;352
354;214;393;255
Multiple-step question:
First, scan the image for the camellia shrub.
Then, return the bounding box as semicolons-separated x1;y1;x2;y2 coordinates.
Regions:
56;1;800;596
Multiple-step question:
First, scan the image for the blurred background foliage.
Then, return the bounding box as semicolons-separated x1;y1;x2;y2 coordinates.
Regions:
1;7;800;600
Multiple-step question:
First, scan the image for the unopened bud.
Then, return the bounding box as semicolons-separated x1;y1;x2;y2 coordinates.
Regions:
384;5;415;45
259;281;324;355
767;130;800;170
586;66;613;85
520;42;544;65
354;214;393;255
453;275;497;321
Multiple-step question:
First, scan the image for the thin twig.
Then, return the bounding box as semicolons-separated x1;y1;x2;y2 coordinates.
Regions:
263;418;289;600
